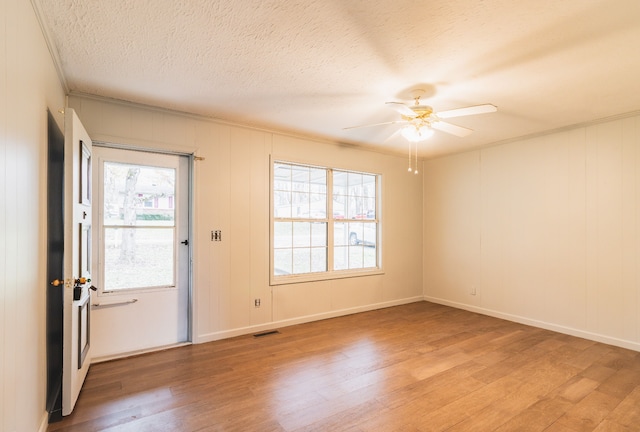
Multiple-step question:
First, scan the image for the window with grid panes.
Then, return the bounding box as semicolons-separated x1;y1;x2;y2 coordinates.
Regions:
272;161;380;282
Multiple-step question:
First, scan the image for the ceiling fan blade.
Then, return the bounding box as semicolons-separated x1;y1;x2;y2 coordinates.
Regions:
383;128;403;143
343;120;408;130
385;102;417;117
437;104;497;119
432;121;474;137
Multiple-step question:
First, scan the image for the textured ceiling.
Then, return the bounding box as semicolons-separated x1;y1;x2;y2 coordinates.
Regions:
35;0;640;158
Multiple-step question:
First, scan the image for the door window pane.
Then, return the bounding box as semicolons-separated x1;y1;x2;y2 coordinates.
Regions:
103;227;175;290
103;162;176;291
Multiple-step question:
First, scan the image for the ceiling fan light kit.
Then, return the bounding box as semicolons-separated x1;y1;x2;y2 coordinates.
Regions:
401;123;434;142
344;89;497;174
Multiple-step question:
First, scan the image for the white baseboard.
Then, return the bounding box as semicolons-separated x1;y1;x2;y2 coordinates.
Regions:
196;296;424;344
38;411;49;432
423;295;640;352
92;342;192;364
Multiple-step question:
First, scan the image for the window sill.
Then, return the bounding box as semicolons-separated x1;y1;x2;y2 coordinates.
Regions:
270;268;384;286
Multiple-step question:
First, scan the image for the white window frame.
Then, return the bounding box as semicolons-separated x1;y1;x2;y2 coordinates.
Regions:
270;159;383;285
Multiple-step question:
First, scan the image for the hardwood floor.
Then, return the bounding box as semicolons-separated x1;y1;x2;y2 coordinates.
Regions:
48;302;640;431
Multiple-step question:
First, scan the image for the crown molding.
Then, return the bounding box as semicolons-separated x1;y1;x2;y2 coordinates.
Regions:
30;0;69;93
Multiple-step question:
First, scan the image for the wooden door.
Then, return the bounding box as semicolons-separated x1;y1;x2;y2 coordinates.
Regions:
61;108;93;416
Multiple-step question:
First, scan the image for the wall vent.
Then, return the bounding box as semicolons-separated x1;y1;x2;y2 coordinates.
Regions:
253;330;280;338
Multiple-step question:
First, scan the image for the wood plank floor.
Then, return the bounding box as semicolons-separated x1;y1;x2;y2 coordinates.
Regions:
48;302;640;432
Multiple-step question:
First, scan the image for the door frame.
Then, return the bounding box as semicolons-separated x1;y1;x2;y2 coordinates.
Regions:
92;142;194;351
46;110;65;422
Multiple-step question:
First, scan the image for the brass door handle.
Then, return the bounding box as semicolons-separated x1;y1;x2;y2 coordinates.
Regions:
50;277;90;287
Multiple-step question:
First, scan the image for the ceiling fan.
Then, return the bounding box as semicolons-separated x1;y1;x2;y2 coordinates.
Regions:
345;89;497;143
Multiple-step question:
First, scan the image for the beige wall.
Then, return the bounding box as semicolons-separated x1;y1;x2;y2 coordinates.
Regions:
1;1;67;431
424;115;640;351
67;94;424;344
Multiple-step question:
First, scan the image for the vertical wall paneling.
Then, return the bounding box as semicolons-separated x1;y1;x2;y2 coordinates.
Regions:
3;0;18;428
593;121;624;337
192;120;213;338
479;145;507;312
558;128;587;329
424;113;640;351
424;151;480;305
381;160;424;302
1;0;66;430
584;122;599;333
621;117;638;342
69;94;424;345
1;0;9;423
636;117;640;343
228;127;253;329
213;124;231;332
249;132;270;326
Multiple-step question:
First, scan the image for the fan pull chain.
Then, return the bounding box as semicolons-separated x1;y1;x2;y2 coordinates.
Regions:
407;142;419;174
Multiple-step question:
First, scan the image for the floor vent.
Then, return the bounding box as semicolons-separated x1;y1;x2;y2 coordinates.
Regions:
253;330;280;338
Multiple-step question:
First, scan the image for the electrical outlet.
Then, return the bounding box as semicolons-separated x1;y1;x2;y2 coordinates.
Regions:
254;298;261;307
471;286;477;296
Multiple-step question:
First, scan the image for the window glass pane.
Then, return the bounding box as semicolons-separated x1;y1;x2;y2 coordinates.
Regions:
274;190;292;217
347;196;364;219
364;246;377;268
349;245;364;269
311;222;326;247
274;249;292;275
349;222;363;246
333;171;348;220
362;174;376;188
104;227;174;290
293;248;311;274
309;168;327;194
291;165;310;192
365;198;375;219
311;247;327;272
363;223;377;246
293;222;311;247
333;171;348;193
332;221;378;270
334;245;348;270
333;197;346;219
348;172;363;188
334;222;348;246
274;163;291;183
274;222;292;248
310;192;326;218
291;191;309;218
104;163;175;226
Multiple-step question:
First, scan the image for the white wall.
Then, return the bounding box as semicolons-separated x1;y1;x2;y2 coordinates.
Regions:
424;115;640;351
67;94;424;345
1;1;66;431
